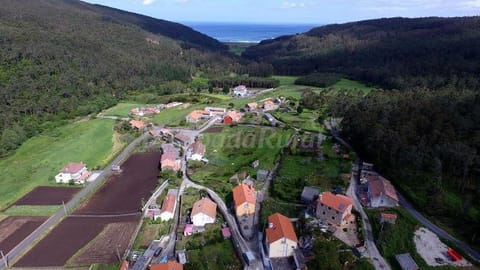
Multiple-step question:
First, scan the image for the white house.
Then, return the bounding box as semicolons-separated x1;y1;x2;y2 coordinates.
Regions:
55;162;89;184
233;85;248;97
158;189;178;221
191;197;217;227
265;212;298;258
189;142;206;161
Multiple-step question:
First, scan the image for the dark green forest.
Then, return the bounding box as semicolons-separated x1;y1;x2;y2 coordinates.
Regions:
243;17;480;91
0;0;238;155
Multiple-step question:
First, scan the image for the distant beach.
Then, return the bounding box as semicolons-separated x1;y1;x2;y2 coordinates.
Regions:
184;22;319;43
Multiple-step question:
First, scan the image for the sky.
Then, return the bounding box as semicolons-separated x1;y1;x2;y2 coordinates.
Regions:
82;0;480;24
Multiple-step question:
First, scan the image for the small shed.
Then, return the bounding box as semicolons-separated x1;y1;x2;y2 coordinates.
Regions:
256;169;269;181
301;187;320;204
395;253;419;270
251;160;260;169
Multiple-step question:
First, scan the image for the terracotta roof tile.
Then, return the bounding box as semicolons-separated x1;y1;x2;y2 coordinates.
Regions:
191;142;205;155
61;162;86;173
368;175;399;202
129;120;145;129
150;261;183;270
191;197;217;219
266;212;298;244
319;192;353;213
233;184;256;207
160;194;177;214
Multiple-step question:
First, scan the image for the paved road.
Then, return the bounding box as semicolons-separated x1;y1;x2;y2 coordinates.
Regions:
347;169;391;270
398;193;480;261
1;132;150;269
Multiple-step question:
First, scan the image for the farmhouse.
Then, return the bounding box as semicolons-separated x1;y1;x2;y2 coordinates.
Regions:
130;106;160;116
363;174;399;208
150;261;183;270
265;213;298;258
55;162;90;184
191;197;217;227
205;106;227;117
186;110;210;123
129;119;146;130
159;189;178;221
189;142;205;161
223;110;243;125
263;100;279;111
245;102;258;111
233;85;248;97
174;132;192;147
232;183;256;216
316;192;353;226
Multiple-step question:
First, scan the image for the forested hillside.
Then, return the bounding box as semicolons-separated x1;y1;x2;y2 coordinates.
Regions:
243;17;480;90
0;0;233;155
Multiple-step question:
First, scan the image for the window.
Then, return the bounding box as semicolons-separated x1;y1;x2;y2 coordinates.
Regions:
328;207;331;210
332;216;335;220
322;211;325;215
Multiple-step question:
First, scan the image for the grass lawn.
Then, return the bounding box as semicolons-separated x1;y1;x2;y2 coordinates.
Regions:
272;138;352;203
101;103;145;117
366;208;461;270
260;198;303;225
0;119;119;210
272;109;325;133
4;205;61;216
202;93;232;100
190;126;294;199
272;75;299;86
151;104;203;126
332;78;374;95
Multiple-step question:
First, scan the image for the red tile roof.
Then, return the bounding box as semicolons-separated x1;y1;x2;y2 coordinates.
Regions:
232;183;256;207
225;110;242;122
380;213;397;220
265;212;298;244
150;261;183;270
129;120;145;129
160;194;177;214
368;175;399;202
191;197;217;219
187;110;210;120
61;162;86;173
191;142;205;155
319;192;353;213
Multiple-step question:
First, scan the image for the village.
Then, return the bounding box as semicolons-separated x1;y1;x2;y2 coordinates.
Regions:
0;84;475;270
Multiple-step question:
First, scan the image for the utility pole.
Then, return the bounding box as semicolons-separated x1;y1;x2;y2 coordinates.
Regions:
1;250;8;269
116;245;121;262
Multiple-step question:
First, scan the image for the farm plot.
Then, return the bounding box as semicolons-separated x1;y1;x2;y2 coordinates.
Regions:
14;186;81;205
14;152;161;267
0;216;47;254
69;221;139;266
75;152;161;215
15;216;138;267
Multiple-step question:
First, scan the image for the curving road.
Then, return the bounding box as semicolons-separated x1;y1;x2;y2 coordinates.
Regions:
1;131;150;270
347;165;391;270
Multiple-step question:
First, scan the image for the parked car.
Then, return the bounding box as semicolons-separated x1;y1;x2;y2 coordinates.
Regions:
154;247;163;257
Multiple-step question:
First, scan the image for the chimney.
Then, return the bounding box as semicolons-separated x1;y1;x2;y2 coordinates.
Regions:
268;222;274;229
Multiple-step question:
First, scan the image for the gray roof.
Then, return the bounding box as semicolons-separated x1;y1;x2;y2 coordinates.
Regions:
301;186;320;202
395;253;419;270
167;189;178;196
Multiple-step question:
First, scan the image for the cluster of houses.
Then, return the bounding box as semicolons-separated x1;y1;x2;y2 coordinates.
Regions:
55;162;90;184
185;106;244;125
129;102;184;117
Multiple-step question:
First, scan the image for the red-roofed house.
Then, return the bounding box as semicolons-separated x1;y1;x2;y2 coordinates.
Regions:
232;184;256;216
159;189;178;221
129;120;146;130
316;192;353;226
191;197;217;227
186;110;210;123
223;110;243;125
263;100;278;111
245;102;258;111
265;213;298;258
55;162;89;184
150;261;183;270
367;175;399;208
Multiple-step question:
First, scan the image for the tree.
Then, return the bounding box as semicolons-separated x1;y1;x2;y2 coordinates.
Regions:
222;86;230;94
296;106;304;114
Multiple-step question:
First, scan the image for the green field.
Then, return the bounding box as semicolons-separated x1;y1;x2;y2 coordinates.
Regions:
151;104;203;126
332;78;373;94
272;75;299;86
272;109;325;132
190;126;294;199
101;103;145;117
4;205;61;216
0;119;119;209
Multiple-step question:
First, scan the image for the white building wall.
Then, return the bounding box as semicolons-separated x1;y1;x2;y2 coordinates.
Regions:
192;213;215;227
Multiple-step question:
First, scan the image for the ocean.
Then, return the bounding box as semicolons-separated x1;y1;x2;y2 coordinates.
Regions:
184;22;319;43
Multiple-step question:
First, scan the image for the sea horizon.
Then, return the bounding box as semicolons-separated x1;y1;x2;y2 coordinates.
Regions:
183;21;321;43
